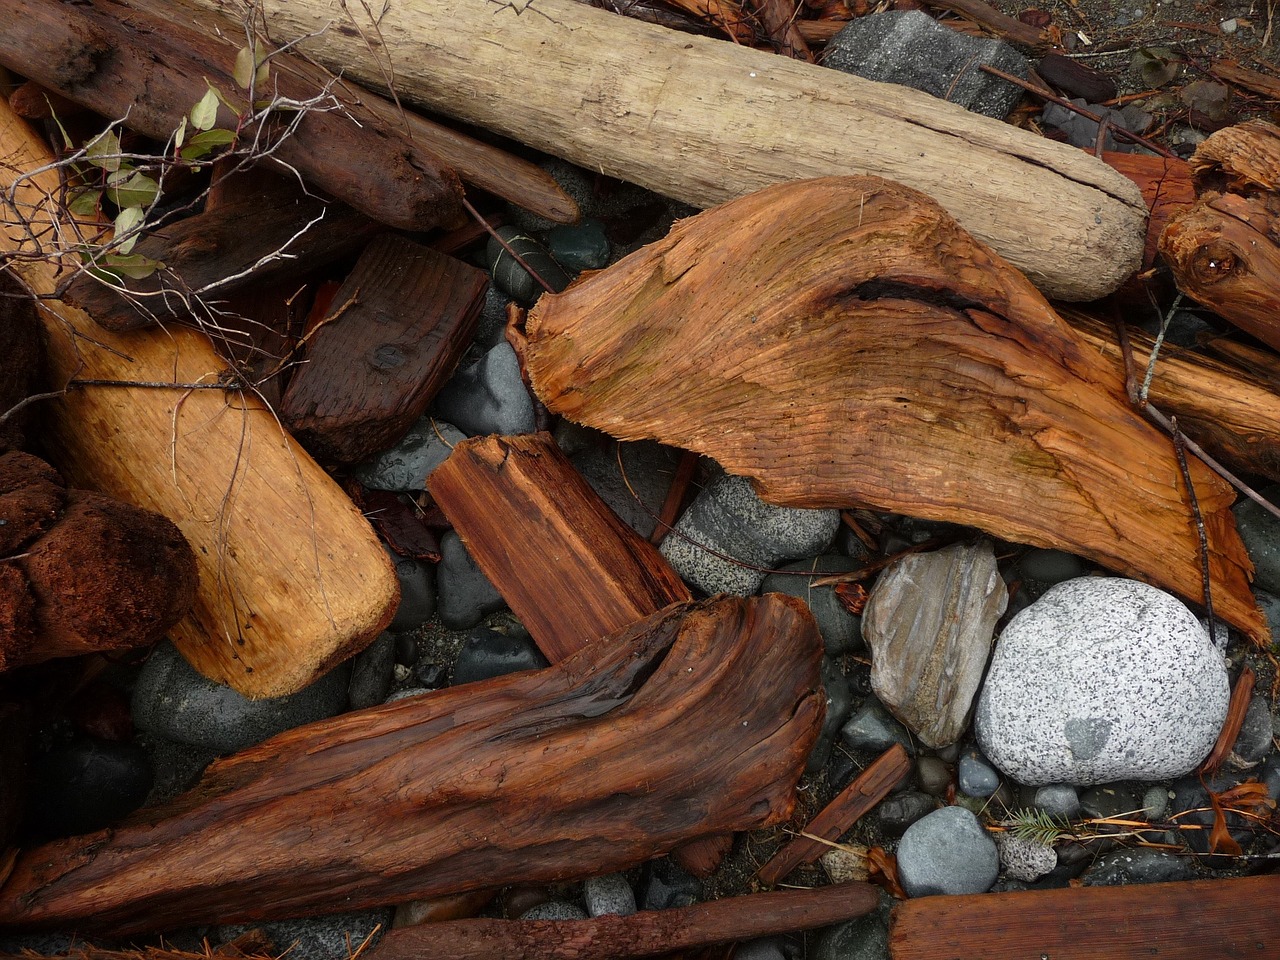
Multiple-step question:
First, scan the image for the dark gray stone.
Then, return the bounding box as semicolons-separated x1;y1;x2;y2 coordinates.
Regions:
571;440;683;540
896;806;999;897
660;472;839;595
957;747;1001;799
387;548;436;632
1041;98;1152;152
810;891;893;960
487;225;572;305
875;790;937;836
132;642;350;754
1233;485;1280;595
431;341;536;437
1033;783;1081;819
823;11;1029;119
863;540;1005;748
27;737;152;838
437;530;506;630
1017;548;1088;589
1230;695;1274;766
840;701;914;754
761;555;863;656
352;417;466;491
1170;774;1255;855
1079;783;1140;820
1080;847;1197;885
916;755;952;797
546;220;611;272
452;628;549;685
733;938;788;960
639;857;702;910
809;657;854;774
216;909;391;960
584;872;636;917
348;632;396;710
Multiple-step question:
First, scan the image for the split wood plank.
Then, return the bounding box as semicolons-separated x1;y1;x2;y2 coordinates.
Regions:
364;884;881;960
0;95;399;697
176;0;1146;301
429;433;693;662
756;743;911;887
280;235;487;465
0;595;825;936
522;175;1267;642
61;190;378;331
0;0;463;232
1100;150;1197;272
123;0;579;225
889;873;1280;960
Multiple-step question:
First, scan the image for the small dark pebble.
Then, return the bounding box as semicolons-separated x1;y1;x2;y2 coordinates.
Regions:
413;662;449;690
639;857;702;911
1080;847;1198;886
452;628;549;686
26;736;152;839
808;657;853;774
393;633;419;668
487;226;572;306
876;790;938;836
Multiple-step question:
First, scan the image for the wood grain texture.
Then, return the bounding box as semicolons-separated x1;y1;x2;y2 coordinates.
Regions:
0;97;399;696
889;874;1280;959
173;0;1145;301
429;433;692;662
0;595;825;936
523;175;1265;642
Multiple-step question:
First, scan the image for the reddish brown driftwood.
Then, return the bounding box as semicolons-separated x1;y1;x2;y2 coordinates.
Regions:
0;595;823;935
889;874;1280;959
280;235;487;464
429;433;693;661
523;175;1266;642
364;884;880;960
1100;151;1197;273
756;744;912;887
0;0;463;232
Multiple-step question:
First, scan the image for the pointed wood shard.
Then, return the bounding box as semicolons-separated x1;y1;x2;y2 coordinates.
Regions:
523;176;1265;643
0;595;824;936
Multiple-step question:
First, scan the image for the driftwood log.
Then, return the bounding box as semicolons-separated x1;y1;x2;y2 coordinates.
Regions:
0;595;824;936
173;0;1145;301
889;874;1280;959
0;94;399;696
521;175;1266;642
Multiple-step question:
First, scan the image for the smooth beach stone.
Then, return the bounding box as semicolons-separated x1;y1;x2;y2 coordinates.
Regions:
436;529;506;630
451;628;549;686
352;417;466;492
583;872;637;917
26;737;152;838
761;554;862;656
431;341;536;437
896;806;999;897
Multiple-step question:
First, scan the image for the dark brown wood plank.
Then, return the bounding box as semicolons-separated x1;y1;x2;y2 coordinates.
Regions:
889;874;1280;960
280;234;487;464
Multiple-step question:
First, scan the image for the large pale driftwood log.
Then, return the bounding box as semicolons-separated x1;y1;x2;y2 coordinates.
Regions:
522;175;1266;642
0;595;824;936
0;95;399;696
173;0;1145;301
889;874;1280;960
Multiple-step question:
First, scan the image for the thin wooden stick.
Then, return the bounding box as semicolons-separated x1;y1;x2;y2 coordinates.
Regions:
1171;414;1217;631
1200;664;1256;775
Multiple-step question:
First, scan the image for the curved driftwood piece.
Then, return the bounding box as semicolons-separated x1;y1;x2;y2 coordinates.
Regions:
524;176;1265;642
0;595;824;936
173;0;1145;301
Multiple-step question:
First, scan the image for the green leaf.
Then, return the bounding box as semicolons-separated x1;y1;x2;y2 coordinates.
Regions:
234;41;271;90
101;252;164;280
113;205;145;255
106;171;161;210
178;128;237;161
174;115;187;152
67;189;102;218
85;128;122;172
190;87;221;131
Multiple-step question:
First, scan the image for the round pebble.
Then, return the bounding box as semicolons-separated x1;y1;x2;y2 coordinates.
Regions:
957;748;1000;798
1033;783;1081;819
583;873;636;918
916;755;952;797
994;832;1057;882
841;701;914;754
520;901;588;921
452;628;548;686
896;806;999;897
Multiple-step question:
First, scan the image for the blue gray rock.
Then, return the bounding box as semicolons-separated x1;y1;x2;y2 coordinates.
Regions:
841;701;914;755
1232;485;1280;594
571;440;683;540
132;641;350;754
583;872;636;917
387;548;436;632
957;748;1001;799
452;628;548;685
863;540;1006;748
437;530;506;630
215;909;391;960
348;632;396;710
1230;695;1274;767
994;832;1057;882
875;790;936;837
659;473;839;595
1033;783;1081;819
976;577;1229;786
761;555;862;656
487;226;572;306
1079;847;1197;885
352;417;466;492
810;657;854;774
546;220;611;272
1140;785;1171;821
27;737;152;838
896;806;999;897
520;901;588;920
431;341;536;437
823;11;1029;119
1041;98;1152;153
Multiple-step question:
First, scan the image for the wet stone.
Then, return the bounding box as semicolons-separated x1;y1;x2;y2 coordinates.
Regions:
387;548;436;632
840;701;914;755
1140;785;1171;821
520;901;588;921
875;790;937;837
957;747;1000;799
916;755;952;797
583;872;636;917
810;891;894;960
1079;783;1140;820
1079;847;1197;885
431;341;536;438
761;554;863;656
486;225;572;306
436;530;506;630
808;657;853;774
1016;548;1088;595
896;806;999;897
348;632;396;710
545;220;612;272
452;628;549;686
639;857;702;910
1232;485;1280;594
26;737;152;839
1230;695;1275;766
352;417;466;492
570;440;682;540
823;10;1029;119
734;938;789;960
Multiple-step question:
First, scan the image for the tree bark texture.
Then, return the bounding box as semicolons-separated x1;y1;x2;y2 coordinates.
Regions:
0;97;400;697
172;0;1146;301
429;433;693;662
363;884;880;960
522;175;1266;642
0;595;824;937
0;0;463;232
889;874;1280;960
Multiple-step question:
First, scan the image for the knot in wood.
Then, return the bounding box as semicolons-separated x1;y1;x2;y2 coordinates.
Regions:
1192;243;1241;284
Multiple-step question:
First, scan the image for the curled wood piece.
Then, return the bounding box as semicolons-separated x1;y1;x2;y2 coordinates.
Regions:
0;595;824;936
1190;119;1280;194
524;175;1266;642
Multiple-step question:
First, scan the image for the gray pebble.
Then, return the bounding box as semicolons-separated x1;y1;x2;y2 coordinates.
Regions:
761;555;862;656
452;628;548;686
1230;695;1274;766
431;341;536;437
841;701;914;754
1232;485;1280;595
733;938;788;960
639;858;702;910
1017;548;1087;588
571;440;683;540
487;225;571;306
520;901;588;921
916;755;952;797
352;417;465;492
875;790;937;836
132;642;350;754
436;530;506;630
809;657;853;774
1140;785;1171;821
896;806;999;897
583;872;636;917
810;891;893;960
347;632;396;710
958;748;1001;799
545;220;611;271
1080;847;1197;885
994;832;1057;882
1079;783;1139;820
387;548;436;632
1033;783;1081;819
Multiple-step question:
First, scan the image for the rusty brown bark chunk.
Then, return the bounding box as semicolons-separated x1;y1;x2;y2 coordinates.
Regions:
429;433;693;661
363;884;881;960
523;175;1265;642
0;595;824;936
888;874;1280;959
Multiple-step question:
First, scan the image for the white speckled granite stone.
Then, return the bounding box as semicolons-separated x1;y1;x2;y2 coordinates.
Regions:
976;577;1229;786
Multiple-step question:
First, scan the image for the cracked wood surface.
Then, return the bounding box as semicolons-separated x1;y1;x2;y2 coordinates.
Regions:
523;175;1266;642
